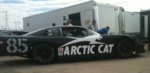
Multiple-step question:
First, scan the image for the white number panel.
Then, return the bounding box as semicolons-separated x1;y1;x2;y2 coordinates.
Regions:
7;38;28;53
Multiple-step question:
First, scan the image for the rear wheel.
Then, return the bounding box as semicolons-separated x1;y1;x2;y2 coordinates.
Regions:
33;44;55;64
116;40;133;58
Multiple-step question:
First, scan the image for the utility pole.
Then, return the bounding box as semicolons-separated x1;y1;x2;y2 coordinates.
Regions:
14;21;21;30
4;11;9;30
14;21;20;30
14;21;17;30
17;21;20;30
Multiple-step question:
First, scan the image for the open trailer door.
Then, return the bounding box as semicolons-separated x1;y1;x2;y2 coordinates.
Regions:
93;5;120;34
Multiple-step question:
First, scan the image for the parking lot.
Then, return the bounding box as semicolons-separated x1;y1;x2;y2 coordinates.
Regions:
0;44;149;73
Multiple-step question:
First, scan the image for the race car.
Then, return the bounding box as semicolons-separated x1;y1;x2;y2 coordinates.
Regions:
0;26;145;64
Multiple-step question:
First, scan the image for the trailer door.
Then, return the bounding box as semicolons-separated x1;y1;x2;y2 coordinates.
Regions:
141;15;149;39
123;12;140;33
80;9;94;27
69;13;81;26
94;6;119;34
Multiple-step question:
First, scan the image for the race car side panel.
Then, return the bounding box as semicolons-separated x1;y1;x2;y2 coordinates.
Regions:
0;34;145;59
0;35;115;57
0;36;74;56
101;35;145;54
56;34;143;59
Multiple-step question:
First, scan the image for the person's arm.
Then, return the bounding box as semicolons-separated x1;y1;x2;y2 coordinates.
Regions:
87;24;91;29
97;29;100;33
88;24;93;30
105;28;109;34
103;28;108;34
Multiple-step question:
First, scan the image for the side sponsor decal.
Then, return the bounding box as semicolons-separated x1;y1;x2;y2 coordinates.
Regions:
60;34;104;48
7;38;28;53
58;34;114;56
58;44;114;56
98;44;113;53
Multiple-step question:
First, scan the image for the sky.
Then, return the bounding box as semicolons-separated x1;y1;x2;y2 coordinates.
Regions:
0;0;150;30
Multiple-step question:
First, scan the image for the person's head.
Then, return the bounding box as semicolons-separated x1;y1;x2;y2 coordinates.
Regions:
67;19;72;25
106;26;110;30
92;20;96;25
52;23;56;26
63;23;66;26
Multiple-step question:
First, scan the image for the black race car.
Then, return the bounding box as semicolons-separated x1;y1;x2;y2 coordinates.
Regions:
0;26;145;64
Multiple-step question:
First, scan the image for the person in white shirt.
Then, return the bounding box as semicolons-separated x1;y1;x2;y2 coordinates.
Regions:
67;19;73;26
87;20;97;31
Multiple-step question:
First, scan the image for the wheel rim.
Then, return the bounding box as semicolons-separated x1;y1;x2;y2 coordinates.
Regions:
118;41;133;57
120;46;132;56
35;45;54;63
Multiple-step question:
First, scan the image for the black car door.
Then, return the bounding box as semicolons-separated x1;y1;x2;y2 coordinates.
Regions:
57;27;102;56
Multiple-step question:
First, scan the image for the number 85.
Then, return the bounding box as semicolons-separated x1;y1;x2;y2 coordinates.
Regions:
7;38;28;53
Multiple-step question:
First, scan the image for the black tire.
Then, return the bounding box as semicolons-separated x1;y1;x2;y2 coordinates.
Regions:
116;40;133;58
148;44;150;51
33;44;55;64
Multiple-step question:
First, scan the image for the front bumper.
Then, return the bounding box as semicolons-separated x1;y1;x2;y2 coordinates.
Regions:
134;41;145;54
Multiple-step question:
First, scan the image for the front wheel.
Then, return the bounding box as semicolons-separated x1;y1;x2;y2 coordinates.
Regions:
32;44;55;64
116;40;133;58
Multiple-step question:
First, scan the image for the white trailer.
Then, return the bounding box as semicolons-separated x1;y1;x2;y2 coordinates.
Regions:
23;0;121;33
23;0;140;36
122;12;141;39
123;12;140;33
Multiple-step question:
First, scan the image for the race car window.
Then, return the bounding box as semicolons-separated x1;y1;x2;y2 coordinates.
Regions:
87;29;95;36
45;28;58;36
1;32;12;35
62;27;88;37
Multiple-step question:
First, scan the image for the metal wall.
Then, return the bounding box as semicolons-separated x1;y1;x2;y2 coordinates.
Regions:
23;1;95;32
